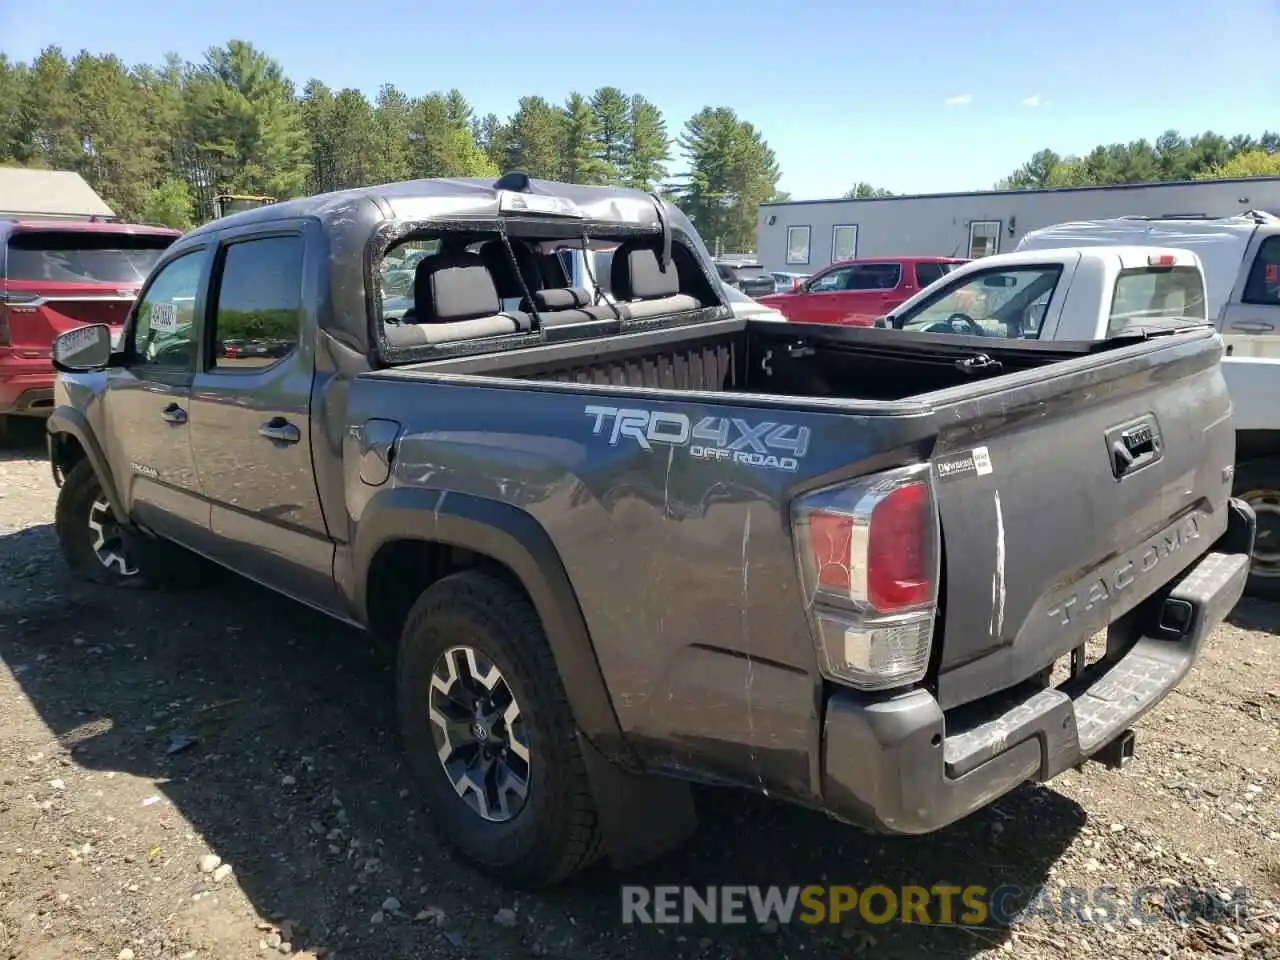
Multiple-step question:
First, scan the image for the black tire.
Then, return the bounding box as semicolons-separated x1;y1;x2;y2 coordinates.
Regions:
54;459;204;589
1233;457;1280;601
396;569;604;888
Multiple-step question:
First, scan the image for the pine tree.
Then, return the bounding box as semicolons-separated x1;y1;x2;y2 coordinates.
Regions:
589;86;629;182
505;96;563;180
625;94;669;191
559;93;605;184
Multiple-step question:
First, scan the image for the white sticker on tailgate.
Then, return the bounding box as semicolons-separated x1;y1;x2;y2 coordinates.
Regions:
935;445;995;483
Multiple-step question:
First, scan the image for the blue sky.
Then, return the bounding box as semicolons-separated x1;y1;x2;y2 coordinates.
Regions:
3;0;1276;200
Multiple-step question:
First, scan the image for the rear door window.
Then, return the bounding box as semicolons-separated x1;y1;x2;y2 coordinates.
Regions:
845;263;902;290
5;231;173;284
1242;236;1280;306
915;262;954;288
209;236;305;370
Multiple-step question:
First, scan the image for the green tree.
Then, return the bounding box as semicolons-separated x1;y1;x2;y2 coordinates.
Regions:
0;55;29;163
589;86;630;182
505;96;563;180
409;91;496;179
474;112;510;173
673;106;780;253
625;94;669;191
143;178;194;229
559;93;605;184
1000;129;1280;190
370;84;414;184
842;182;895;199
190;40;309;199
68;52;160;220
1196;149;1280;179
15;46;80;170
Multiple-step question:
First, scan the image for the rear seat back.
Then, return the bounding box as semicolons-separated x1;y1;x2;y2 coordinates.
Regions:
610;241;702;318
384;239;707;350
384;251;530;347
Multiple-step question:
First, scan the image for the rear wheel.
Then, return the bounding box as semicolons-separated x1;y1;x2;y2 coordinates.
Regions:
396;569;604;887
1233;457;1280;601
54;459;203;588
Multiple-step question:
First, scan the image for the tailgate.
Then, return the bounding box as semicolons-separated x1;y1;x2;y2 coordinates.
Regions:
928;329;1235;710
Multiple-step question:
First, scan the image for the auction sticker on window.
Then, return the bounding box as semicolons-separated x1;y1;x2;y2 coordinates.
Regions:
150;302;178;333
934;446;994;484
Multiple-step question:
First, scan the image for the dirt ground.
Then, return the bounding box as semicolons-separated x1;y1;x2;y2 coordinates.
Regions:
1;423;1278;960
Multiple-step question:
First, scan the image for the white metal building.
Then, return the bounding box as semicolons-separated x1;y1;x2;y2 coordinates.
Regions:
756;176;1280;275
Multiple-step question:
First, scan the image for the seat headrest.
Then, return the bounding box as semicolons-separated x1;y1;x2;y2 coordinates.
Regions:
610;241;680;300
478;240;540;301
414;252;500;323
533;287;593;311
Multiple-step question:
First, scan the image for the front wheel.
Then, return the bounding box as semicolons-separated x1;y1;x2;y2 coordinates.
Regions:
396;569;604;888
1233;457;1280;601
54;459;203;588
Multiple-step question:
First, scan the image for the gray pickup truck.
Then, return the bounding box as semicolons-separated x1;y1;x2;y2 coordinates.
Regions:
45;174;1254;889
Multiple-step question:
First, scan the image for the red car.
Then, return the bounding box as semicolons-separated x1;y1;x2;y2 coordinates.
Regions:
0;219;181;423
757;256;968;326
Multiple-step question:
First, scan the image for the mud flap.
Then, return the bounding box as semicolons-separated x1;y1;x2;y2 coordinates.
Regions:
577;733;698;870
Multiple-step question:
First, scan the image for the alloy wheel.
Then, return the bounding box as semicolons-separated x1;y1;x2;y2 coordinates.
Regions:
87;497;138;577
427;645;530;822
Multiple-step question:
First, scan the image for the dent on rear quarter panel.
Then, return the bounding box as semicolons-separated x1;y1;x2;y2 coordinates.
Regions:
378;374;927;799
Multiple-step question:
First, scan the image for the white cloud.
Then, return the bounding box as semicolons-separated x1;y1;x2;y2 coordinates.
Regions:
1021;95;1046;107
944;93;973;106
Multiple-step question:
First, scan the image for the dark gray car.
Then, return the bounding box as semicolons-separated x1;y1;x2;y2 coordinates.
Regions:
715;260;777;298
45;173;1254;889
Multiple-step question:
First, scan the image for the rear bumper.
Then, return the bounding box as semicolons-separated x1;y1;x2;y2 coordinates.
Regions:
820;498;1254;835
0;362;55;416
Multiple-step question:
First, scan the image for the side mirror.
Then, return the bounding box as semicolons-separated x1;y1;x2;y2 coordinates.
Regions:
52;323;113;372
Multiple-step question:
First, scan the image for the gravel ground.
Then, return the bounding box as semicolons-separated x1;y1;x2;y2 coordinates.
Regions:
1;422;1279;960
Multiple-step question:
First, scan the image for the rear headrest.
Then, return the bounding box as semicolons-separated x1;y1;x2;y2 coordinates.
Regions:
414;252;500;322
533;287;593;311
610;242;679;300
477;240;540;301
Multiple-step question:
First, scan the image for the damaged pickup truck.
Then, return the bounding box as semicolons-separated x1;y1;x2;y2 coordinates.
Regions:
45;174;1254;888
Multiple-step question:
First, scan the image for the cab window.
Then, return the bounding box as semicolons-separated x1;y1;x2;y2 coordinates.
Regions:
899;265;1063;338
131;251;203;369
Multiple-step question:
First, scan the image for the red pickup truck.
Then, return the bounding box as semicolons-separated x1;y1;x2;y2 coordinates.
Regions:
757;256;967;326
1;219;180;428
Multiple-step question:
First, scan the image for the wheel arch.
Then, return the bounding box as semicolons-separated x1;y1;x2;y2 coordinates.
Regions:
352;488;630;761
46;406;128;525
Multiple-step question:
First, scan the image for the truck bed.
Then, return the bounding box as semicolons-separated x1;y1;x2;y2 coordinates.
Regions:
388;315;1189;404
355;315;1237;802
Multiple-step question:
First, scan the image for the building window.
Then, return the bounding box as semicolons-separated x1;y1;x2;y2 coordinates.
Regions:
831;224;858;262
786;225;811;265
969;221;1001;258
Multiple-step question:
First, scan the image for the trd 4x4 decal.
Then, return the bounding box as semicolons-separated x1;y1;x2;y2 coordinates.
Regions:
584;404;811;472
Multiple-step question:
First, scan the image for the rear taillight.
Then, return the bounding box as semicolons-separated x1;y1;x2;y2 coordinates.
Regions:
792;463;939;691
0;292;42;349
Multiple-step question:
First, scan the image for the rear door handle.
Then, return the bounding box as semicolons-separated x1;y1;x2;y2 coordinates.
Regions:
161;402;186;424
258;416;300;444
